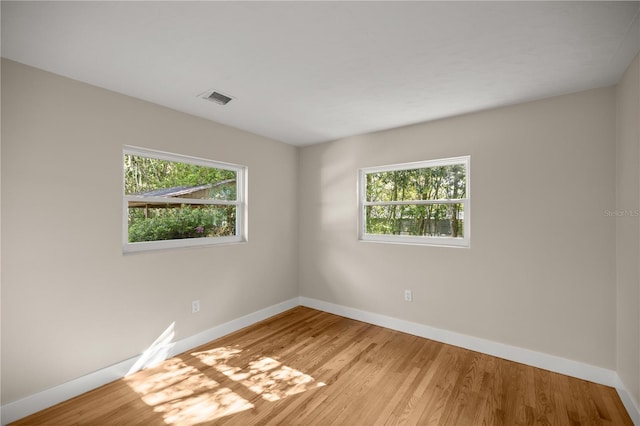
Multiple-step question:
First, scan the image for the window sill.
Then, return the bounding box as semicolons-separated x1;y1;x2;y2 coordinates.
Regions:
359;234;469;248
123;236;246;254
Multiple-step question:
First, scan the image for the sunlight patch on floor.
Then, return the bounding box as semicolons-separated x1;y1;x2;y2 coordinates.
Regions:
193;346;326;402
125;357;254;425
125;344;325;425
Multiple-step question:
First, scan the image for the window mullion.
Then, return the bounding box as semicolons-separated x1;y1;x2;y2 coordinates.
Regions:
363;199;467;207
125;196;238;206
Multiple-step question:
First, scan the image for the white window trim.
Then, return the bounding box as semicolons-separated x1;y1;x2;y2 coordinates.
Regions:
123;146;247;253
358;156;470;248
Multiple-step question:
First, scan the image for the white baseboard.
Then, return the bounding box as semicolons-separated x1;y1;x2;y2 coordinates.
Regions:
1;297;300;425
615;375;640;425
299;296;640;425
4;296;639;425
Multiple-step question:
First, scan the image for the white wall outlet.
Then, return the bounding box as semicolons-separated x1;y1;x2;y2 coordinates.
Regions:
192;300;200;313
404;290;413;302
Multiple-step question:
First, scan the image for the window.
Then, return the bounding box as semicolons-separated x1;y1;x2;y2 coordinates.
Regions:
123;146;246;253
359;156;469;247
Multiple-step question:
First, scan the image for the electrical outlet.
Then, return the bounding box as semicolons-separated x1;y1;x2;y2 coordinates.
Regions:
192;300;200;313
404;290;413;302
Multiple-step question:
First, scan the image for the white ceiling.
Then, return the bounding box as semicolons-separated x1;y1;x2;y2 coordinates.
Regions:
2;1;639;146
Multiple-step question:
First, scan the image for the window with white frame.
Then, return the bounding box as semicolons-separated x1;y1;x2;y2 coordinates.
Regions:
359;156;470;247
123;146;246;253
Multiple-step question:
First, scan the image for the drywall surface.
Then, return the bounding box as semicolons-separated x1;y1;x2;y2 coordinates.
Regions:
616;52;640;407
1;59;299;404
299;87;617;370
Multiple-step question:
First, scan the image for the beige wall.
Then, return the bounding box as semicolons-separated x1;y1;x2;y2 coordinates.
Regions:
3;56;637;410
0;59;299;404
616;53;640;406
298;87;617;369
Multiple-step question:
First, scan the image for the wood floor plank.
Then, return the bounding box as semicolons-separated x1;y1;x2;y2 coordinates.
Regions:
11;307;634;426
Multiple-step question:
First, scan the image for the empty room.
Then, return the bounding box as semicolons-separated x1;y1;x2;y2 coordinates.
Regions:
2;1;640;425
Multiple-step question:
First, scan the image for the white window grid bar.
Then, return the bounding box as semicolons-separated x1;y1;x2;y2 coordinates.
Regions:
363;199;467;207
125;196;239;206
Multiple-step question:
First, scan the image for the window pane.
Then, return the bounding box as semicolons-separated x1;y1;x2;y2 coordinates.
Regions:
124;154;237;200
128;204;236;242
365;203;464;238
366;165;466;202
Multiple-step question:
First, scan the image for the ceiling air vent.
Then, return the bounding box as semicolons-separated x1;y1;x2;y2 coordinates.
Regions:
199;89;233;105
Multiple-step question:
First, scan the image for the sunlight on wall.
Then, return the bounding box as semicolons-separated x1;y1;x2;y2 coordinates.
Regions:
318;142;359;230
125;345;324;425
310;140;374;305
127;322;176;376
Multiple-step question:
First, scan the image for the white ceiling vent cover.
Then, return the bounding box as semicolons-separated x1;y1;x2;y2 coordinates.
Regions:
199;89;233;105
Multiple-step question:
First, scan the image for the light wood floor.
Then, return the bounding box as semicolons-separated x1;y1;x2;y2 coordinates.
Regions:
13;307;632;425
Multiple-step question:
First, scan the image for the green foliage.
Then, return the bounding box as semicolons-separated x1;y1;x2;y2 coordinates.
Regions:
365;165;466;237
366;165;465;202
124;153;238;243
124;154;236;199
128;206;235;242
366;204;464;237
